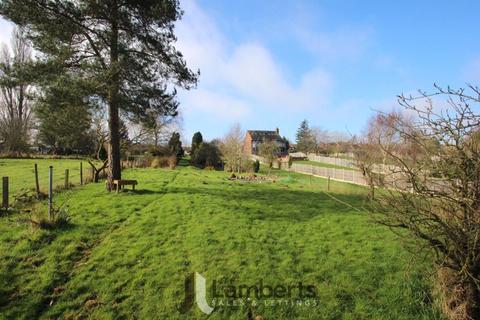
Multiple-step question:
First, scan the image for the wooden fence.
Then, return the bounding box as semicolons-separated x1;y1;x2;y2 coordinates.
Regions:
249;154;367;185
287;163;368;186
306;154;357;168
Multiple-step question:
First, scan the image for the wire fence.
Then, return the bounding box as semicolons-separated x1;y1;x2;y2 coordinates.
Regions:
1;160;105;209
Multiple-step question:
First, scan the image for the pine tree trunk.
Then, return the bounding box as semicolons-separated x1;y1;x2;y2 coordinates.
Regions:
107;2;121;185
108;96;121;181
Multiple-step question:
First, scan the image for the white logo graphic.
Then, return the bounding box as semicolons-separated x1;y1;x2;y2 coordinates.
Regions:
195;272;214;315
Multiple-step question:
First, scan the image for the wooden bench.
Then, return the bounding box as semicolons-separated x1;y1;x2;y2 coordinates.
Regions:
112;179;138;193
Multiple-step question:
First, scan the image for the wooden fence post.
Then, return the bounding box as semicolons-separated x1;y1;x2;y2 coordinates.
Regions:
327;176;331;191
48;166;53;220
2;177;8;209
80;162;83;185
310;165;312;185
34;163;40;197
65;169;69;189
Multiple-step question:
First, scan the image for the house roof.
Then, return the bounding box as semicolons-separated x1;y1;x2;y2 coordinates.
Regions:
247;130;286;143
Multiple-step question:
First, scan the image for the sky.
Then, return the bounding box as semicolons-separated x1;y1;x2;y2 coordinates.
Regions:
1;0;479;142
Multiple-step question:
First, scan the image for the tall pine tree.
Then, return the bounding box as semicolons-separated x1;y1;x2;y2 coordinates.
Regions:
191;131;203;155
35;75;95;154
168;131;183;161
0;0;198;184
295;119;314;153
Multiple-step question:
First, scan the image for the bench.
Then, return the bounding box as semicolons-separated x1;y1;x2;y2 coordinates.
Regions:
112;179;138;193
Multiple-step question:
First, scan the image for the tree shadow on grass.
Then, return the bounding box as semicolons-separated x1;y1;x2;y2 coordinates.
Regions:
177;158;191;167
167;185;367;222
126;189;165;195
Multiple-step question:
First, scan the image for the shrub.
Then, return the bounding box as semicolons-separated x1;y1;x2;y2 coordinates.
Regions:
142;156;153;168
191;142;222;169
150;156;168;168
150;157;160;168
13;189;40;206
168;132;184;162
167;156;177;169
150;156;178;169
147;145;171;157
29;203;71;229
191;132;203;155
253;159;260;173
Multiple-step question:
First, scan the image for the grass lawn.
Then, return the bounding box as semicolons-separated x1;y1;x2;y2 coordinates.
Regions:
292;160;357;171
0;160;442;319
0;158;94;202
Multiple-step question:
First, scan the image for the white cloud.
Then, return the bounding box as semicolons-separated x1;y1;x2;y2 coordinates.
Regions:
224;43;331;108
180;89;252;119
287;4;373;62
175;0;333;122
294;26;372;61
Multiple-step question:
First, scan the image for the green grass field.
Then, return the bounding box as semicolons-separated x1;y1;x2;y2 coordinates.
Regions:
292;160;357;171
0;159;442;319
0;158;94;202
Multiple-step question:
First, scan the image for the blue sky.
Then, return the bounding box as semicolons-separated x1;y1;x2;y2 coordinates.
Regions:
174;0;480;142
1;1;479;142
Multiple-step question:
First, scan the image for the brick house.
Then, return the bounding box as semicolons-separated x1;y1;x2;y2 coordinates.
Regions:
243;128;289;156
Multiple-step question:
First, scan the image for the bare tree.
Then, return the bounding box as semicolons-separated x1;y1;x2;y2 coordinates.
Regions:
220;123;248;173
140;108;182;147
364;111;405;166
258;140;279;175
89;112;149;183
311;126;328;154
88;113;109;182
0;28;33;154
359;85;480;320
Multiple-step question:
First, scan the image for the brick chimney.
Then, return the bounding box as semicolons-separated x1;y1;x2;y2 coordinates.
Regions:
275;127;279;135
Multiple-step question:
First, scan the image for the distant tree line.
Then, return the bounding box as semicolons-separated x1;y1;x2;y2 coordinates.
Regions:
0;26;192;187
0;28;32;155
0;0;198;186
294;119;355;156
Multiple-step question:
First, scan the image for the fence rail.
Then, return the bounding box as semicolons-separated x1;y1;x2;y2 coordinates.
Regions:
250;154;367;185
287;163;368;186
306;154;357;168
305;154;404;175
